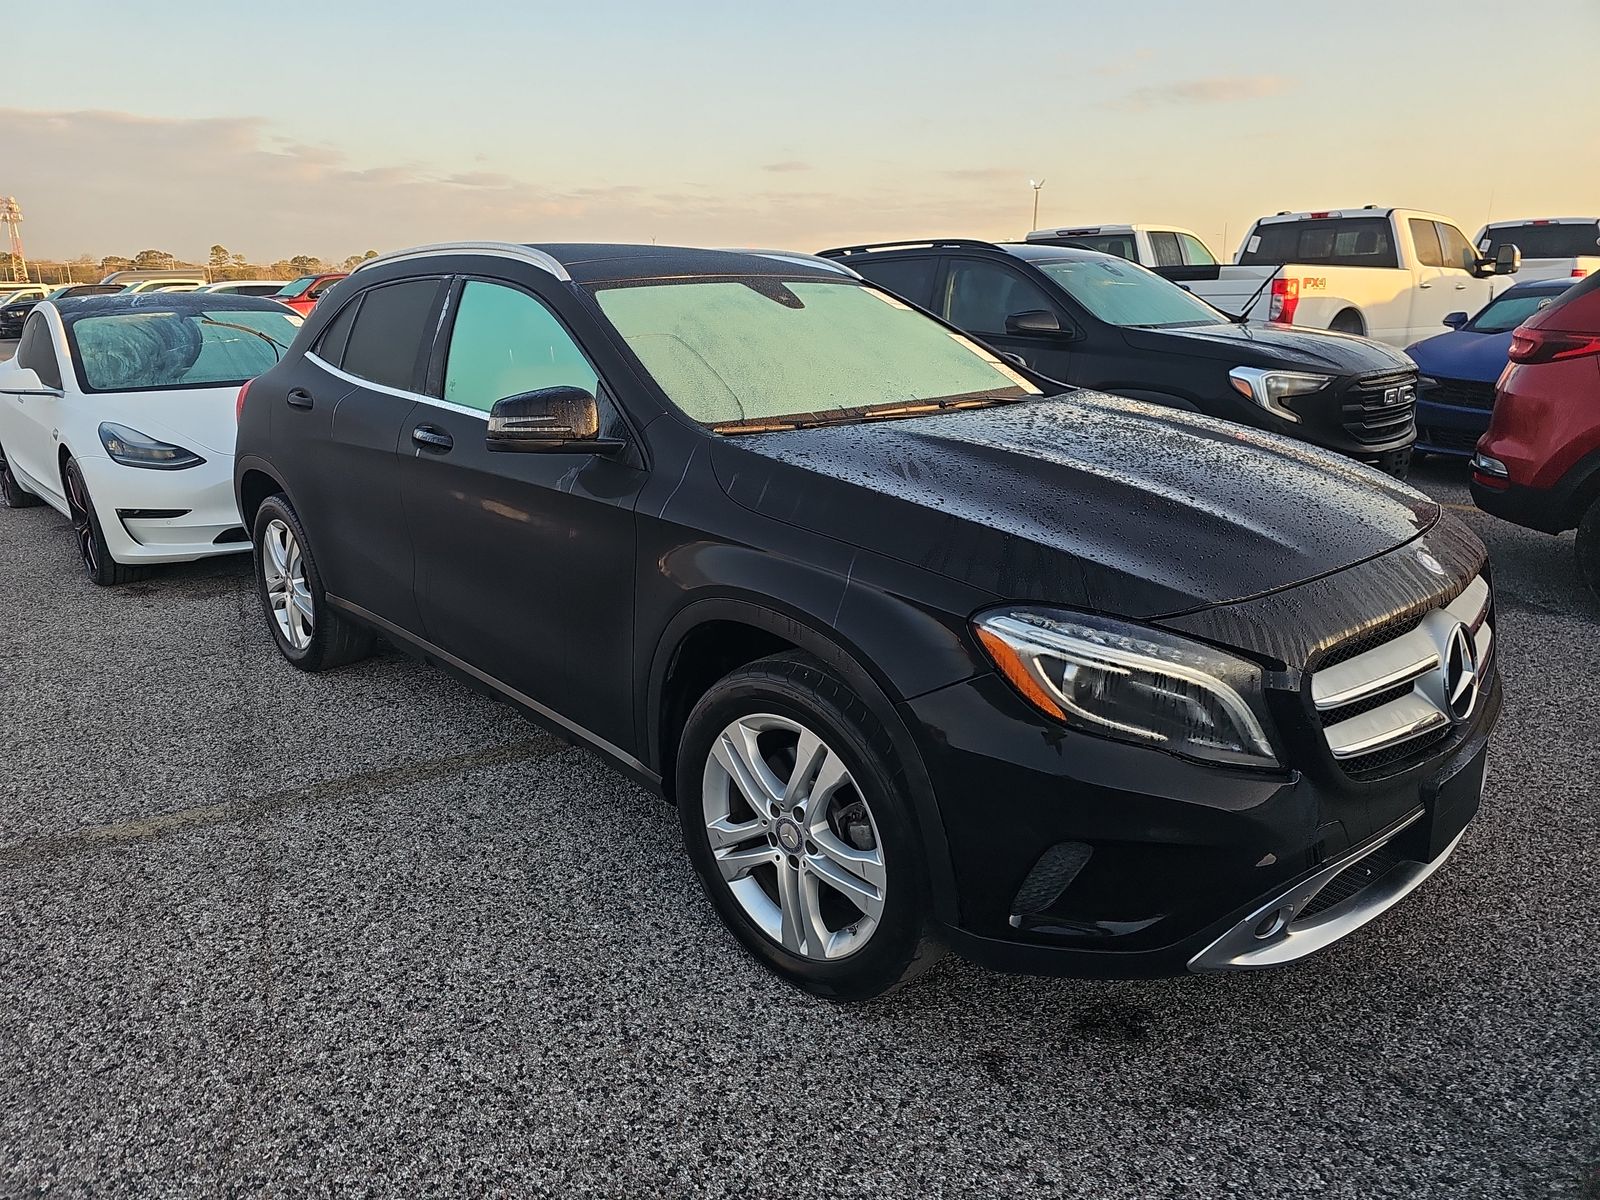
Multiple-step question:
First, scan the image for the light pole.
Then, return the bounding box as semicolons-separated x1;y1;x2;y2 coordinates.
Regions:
1029;179;1046;232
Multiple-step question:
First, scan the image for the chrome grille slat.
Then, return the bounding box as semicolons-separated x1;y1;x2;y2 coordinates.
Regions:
1312;626;1439;711
1323;693;1451;759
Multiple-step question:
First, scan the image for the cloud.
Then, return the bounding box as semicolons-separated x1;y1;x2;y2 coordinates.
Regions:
941;167;1020;184
1111;75;1293;112
760;160;812;173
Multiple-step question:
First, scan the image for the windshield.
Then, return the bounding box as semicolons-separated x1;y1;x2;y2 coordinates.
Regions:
66;309;302;393
1238;217;1399;268
593;277;1041;429
1480;223;1600;260
1468;290;1564;334
277;276;318;299
1035;257;1226;327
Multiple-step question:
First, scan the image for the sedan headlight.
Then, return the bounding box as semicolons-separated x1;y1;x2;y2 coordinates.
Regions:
98;422;206;470
1227;367;1333;423
974;608;1279;768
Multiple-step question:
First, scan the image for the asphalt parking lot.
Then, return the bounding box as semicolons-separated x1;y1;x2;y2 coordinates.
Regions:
1;395;1596;1194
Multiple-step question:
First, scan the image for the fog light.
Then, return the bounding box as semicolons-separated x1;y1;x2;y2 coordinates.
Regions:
1253;908;1291;941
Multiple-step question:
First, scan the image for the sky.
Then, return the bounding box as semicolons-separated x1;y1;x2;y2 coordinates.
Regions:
4;0;1598;265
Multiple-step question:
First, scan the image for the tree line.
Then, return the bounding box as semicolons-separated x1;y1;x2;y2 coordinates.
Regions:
3;245;380;286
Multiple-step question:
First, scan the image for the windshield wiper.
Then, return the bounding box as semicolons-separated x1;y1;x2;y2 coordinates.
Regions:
712;391;1028;436
198;317;290;361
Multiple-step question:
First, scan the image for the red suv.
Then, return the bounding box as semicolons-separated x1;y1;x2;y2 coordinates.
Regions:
272;272;348;315
1471;272;1600;596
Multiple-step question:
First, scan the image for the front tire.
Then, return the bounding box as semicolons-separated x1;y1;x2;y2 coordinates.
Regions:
63;456;149;586
251;494;374;671
0;440;43;508
676;652;944;1001
1577;496;1600;603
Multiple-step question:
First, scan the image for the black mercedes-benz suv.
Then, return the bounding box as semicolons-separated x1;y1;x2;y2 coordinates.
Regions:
234;242;1500;1000
819;239;1418;477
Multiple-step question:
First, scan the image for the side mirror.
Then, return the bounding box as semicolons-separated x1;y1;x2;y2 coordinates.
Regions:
1003;309;1062;335
1476;244;1520;277
486;385;623;454
0;367;62;398
1442;311;1469;330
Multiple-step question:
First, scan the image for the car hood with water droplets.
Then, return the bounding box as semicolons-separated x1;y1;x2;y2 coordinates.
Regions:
710;392;1437;619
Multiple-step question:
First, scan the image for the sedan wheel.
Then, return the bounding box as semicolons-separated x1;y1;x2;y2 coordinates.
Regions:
702;712;887;961
250;494;374;671
262;517;314;651
0;441;43;508
62;457;146;586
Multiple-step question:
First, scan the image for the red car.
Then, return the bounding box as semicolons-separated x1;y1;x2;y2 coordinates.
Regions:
272;272;348;315
1470;271;1600;596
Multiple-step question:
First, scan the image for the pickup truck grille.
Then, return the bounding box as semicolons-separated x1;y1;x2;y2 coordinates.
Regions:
1341;370;1418;445
1424;377;1496;412
1311;575;1493;779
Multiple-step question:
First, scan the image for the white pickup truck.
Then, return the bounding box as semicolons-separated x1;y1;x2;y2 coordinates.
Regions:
1024;223;1221;276
1474;217;1600;283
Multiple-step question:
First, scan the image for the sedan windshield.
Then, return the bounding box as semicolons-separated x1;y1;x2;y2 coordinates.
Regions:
1034;257;1227;328
1468;290;1565;334
66;309;302;393
593;277;1041;429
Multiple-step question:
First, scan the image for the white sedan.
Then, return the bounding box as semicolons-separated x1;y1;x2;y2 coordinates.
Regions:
0;293;301;585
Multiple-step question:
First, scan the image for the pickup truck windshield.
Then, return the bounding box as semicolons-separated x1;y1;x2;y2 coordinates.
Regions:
66;309;302;393
1480;224;1600;260
1238;218;1399;269
594;277;1041;428
1035;258;1226;328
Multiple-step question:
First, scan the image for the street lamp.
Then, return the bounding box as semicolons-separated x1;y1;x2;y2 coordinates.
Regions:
1029;178;1046;231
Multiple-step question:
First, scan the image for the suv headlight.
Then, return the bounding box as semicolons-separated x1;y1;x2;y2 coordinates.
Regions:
974;608;1279;768
98;422;206;470
1227;367;1332;423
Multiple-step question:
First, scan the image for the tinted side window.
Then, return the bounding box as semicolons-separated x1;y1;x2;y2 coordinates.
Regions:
1177;233;1216;266
940;260;1056;333
16;314;62;389
1436;223;1477;272
850;256;938;307
340;279;442;392
1409;219;1445;268
443;280;598;413
314;295;362;367
1149;232;1183;268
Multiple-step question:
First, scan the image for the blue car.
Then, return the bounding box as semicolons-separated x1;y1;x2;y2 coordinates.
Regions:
1406;279;1574;457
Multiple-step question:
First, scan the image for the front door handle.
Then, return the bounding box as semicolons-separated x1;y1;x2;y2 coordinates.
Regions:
286;388;314;409
412;424;453;452
1419;281;1433;289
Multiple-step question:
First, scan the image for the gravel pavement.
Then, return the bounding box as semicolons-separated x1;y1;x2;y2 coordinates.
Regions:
0;458;1595;1199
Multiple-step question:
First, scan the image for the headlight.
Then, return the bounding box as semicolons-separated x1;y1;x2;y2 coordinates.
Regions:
974;608;1279;768
1227;367;1332;423
98;422;206;470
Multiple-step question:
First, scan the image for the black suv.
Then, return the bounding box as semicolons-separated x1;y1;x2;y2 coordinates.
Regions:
234;242;1499;1000
820;239;1418;476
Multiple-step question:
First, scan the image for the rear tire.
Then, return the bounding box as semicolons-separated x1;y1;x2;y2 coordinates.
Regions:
676;651;945;1001
251;494;375;671
1577;496;1600;603
0;440;43;508
63;456;149;586
1329;309;1365;335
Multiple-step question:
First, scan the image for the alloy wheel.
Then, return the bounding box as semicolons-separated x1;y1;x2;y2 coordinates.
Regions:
701;713;887;960
262;518;314;650
63;462;99;576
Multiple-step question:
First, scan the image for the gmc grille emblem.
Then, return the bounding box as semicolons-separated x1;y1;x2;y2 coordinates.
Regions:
1381;384;1417;407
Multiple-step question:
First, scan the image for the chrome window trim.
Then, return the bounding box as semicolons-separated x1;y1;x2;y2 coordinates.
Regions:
305;351;488;423
351;241;571;282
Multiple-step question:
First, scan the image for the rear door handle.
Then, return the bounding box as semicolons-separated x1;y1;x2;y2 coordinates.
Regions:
286;388;314;409
412;424;453;452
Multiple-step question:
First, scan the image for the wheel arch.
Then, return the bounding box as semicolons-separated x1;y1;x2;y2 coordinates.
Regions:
1328;307;1366;335
234;455;293;533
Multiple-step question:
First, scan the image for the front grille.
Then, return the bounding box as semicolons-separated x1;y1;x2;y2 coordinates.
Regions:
1426;377;1496;412
1342;370;1418;445
1418;425;1483;454
1310;575;1493;780
1297;843;1403;919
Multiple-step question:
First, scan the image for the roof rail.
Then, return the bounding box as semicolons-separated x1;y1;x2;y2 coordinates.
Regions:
352;241;570;281
817;238;1000;258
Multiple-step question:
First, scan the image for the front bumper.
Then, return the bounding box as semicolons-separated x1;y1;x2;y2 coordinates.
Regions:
75;451;249;564
1415;397;1492;459
902;660;1500;979
1469;476;1572;534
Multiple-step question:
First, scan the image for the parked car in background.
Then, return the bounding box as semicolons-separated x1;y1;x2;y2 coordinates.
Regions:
273;272;347;314
1171;208;1518;347
1024;224;1221;277
820;239;1417;475
1475;218;1600;282
118;279;205;294
234;240;1498;999
196;280;292;297
1471;271;1600;598
0;293;300;584
1406;279;1573;458
0;283;51;308
0;283;122;336
99;269;209;290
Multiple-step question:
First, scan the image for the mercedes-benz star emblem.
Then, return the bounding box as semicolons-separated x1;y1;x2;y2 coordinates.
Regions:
1443;622;1480;721
1416;549;1447;578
